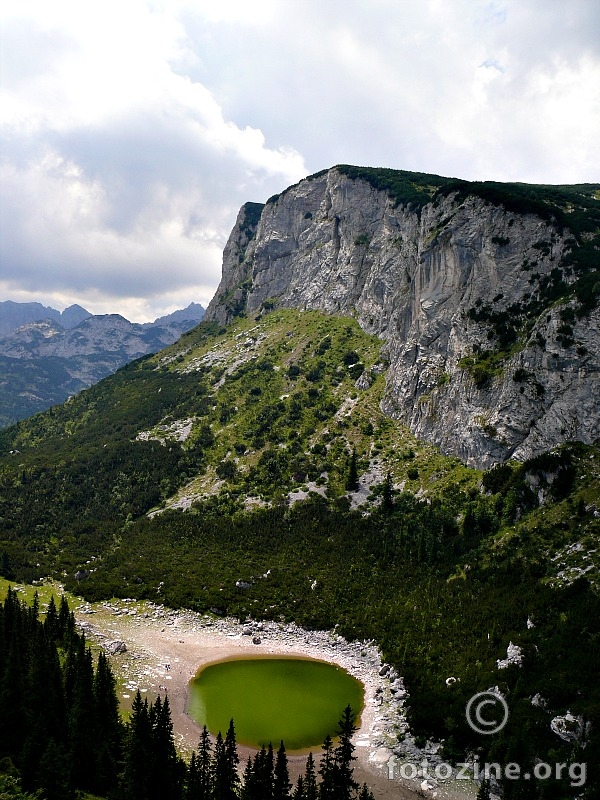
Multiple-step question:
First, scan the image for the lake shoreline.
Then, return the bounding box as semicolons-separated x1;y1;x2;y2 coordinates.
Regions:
71;594;476;800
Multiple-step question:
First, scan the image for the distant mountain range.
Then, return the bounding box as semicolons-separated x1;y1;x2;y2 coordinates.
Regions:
0;301;204;427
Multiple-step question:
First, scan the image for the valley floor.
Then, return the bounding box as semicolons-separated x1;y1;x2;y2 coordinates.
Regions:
71;593;477;800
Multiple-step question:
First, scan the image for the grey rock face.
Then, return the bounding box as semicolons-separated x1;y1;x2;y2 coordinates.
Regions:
206;168;600;468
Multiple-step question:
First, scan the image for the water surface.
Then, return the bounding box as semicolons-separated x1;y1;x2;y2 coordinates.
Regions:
187;655;364;750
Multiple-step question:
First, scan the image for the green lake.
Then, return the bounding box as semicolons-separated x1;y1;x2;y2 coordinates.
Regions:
187;656;364;751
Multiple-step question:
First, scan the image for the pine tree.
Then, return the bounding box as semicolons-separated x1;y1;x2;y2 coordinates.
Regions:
240;756;257;800
303;752;318;800
43;595;58;641
186;751;200;800
273;741;291;800
0;550;14;580
249;744;274;799
120;691;153;800
477;779;491;800
35;738;73;800
213;730;239;800
150;694;182;799
382;471;394;514
224;718;240;798
346;449;359;492
318;736;335;800
68;640;97;791
293;775;305;800
195;724;213;800
332;706;358;800
93;650;122;794
357;785;375;800
57;594;72;641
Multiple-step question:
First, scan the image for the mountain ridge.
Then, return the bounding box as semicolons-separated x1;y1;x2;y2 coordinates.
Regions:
0;301;205;427
206;166;600;468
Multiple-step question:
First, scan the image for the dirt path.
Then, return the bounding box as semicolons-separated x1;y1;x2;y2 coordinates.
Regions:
74;596;476;800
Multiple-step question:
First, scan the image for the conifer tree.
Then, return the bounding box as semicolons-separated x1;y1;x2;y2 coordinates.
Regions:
357;785;375;800
57;594;72;641
293;775;305;800
240;756;256;800
346;449;359;492
248;744;274;799
273;740;291;800
332;706;358;800
213;730;239;800
93;650;122;794
302;752;318;800
68;640;97;791
477;779;491;800
318;736;335;800
224;718;240;791
186;751;200;800
44;595;58;641
150;694;182;799
382;472;394;514
36;738;73;800
120;691;153;800
195;724;213;800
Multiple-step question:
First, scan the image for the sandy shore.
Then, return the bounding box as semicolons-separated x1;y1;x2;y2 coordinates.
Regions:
74;597;475;800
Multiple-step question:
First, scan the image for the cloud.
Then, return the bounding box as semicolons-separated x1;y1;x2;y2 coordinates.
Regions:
0;0;598;320
0;1;306;319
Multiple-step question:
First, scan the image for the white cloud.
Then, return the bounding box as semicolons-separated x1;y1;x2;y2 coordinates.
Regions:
0;0;307;319
0;0;598;320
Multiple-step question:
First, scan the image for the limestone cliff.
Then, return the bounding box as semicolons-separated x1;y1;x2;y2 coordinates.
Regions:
206;167;600;468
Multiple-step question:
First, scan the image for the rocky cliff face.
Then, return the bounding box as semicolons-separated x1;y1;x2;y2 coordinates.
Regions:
206;167;600;468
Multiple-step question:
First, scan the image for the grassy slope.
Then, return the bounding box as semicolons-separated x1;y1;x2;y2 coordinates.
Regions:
0;308;599;792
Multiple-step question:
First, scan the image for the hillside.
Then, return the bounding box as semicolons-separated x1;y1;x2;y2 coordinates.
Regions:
0;167;599;798
0;302;204;427
0;304;598;797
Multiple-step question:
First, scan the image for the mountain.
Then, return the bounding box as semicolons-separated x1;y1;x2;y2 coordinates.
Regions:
0;300;91;337
0;302;204;427
147;301;205;328
0;168;598;797
206;166;600;468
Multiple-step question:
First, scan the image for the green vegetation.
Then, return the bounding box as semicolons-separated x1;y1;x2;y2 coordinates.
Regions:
336;165;451;211
0;309;598;797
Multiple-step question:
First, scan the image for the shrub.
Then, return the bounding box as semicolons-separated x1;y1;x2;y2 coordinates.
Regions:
216;460;238;481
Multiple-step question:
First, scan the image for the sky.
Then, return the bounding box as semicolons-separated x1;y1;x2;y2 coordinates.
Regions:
1;0;599;322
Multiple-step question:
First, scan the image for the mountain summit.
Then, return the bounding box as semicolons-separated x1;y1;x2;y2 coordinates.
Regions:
0;301;205;426
206;166;600;468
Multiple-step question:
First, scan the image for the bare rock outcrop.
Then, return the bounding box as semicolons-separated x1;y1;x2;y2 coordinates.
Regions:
206;167;600;468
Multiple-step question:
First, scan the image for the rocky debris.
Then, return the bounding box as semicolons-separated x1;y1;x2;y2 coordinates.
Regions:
205;167;600;468
252;636;262;645
549;541;599;588
355;371;372;390
137;418;196;445
496;641;523;669
550;712;589;744
105;640;128;655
